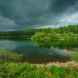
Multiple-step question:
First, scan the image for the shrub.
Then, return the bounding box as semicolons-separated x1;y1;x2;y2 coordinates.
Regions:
31;31;78;49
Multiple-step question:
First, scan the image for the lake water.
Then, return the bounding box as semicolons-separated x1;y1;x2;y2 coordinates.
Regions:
0;40;70;62
0;40;50;56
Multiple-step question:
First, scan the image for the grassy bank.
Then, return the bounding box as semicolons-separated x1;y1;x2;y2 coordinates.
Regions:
0;49;25;62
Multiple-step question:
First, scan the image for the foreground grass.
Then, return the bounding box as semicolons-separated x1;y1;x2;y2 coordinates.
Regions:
0;62;78;78
0;49;78;78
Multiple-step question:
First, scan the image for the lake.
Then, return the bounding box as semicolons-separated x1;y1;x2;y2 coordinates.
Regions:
0;40;50;55
0;40;52;56
0;40;70;62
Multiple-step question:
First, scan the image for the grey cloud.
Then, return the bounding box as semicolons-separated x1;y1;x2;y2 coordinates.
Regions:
0;16;18;31
0;0;78;31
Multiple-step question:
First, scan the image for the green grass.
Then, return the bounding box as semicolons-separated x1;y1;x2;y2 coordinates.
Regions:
70;51;78;62
0;62;78;78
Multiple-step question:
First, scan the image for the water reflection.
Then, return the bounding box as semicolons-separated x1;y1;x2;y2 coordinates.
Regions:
0;40;37;50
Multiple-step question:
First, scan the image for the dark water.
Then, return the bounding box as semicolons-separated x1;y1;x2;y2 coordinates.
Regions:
0;40;70;61
0;40;51;56
0;40;50;56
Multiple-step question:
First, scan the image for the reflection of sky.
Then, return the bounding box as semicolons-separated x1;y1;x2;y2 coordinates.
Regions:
0;0;78;31
0;40;37;50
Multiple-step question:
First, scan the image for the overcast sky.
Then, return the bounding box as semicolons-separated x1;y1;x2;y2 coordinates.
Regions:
0;0;78;31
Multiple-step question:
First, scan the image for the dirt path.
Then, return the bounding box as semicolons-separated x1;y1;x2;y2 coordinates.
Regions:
32;61;78;69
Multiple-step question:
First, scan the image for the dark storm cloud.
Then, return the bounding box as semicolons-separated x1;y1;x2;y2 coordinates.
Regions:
50;0;77;14
0;0;78;31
